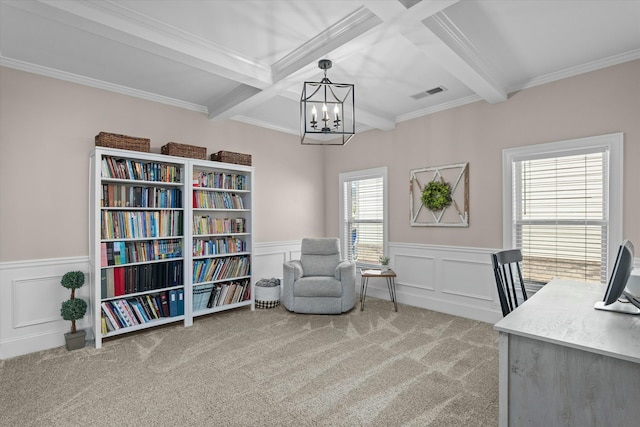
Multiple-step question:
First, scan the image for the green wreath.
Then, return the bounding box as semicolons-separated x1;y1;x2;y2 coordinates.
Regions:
421;180;452;211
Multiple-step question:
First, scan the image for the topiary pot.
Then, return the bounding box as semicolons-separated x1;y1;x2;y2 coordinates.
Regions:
64;329;86;351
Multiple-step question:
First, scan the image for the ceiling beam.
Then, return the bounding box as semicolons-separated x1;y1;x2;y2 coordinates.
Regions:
421;11;507;104
364;0;507;104
21;0;272;88
271;6;383;84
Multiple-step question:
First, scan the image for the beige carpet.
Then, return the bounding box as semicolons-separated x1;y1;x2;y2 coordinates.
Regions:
0;298;499;426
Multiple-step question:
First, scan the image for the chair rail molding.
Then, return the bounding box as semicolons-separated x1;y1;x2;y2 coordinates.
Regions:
6;243;628;359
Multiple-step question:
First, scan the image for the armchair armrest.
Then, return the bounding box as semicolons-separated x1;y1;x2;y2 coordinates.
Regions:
284;260;303;281
335;260;355;280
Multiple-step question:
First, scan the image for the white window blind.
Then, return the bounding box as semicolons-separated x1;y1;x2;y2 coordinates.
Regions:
340;168;387;265
513;149;608;285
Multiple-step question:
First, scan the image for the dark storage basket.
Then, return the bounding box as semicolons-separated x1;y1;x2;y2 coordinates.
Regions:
210;150;252;166
95;132;150;152
161;142;207;160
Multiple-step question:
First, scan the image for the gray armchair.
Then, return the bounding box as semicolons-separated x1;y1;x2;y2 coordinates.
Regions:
282;238;356;314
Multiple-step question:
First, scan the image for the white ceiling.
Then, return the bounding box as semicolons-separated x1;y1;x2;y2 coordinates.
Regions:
2;0;639;139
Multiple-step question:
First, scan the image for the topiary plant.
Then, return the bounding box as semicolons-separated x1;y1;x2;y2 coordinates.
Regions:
60;271;87;334
421;180;452;211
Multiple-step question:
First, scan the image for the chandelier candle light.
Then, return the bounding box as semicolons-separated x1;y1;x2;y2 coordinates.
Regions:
301;59;355;145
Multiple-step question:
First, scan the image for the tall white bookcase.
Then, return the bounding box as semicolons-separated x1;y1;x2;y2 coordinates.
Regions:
89;147;254;348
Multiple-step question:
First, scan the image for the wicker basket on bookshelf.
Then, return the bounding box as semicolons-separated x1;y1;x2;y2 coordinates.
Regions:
161;142;207;160
210;150;252;166
95;132;150;152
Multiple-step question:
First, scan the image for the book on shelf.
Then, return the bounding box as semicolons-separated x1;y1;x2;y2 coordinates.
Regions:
101;156;182;183
192;191;245;210
100;290;181;333
101;210;183;240
159;292;170;317
177;288;184;315
192;170;247;190
192;255;250;284
101;183;182;208
102;261;183;298
195;279;250;311
101;240;183;266
168;289;178;317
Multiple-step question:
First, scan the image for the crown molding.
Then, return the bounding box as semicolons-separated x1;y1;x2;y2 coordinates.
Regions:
0;56;209;114
511;49;640;92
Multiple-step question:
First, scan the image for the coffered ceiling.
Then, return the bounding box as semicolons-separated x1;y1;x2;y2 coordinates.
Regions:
2;0;639;139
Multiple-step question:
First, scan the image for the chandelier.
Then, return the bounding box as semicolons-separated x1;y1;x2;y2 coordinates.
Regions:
300;59;355;145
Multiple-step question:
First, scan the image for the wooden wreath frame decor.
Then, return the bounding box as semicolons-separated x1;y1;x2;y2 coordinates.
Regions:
410;162;469;227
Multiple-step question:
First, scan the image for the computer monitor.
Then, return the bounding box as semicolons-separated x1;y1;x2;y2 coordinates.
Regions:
594;240;638;314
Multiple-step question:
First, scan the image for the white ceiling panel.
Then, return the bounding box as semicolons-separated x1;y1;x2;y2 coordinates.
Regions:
1;0;639;137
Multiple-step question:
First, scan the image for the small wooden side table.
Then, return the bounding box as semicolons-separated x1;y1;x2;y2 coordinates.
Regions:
360;269;398;312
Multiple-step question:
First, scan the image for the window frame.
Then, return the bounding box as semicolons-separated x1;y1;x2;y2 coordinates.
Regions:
502;133;623;286
339;166;388;268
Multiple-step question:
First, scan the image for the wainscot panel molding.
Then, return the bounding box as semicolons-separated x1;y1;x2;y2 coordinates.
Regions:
378;243;504;323
252;240;302;280
5;245;632;358
0;243;304;360
0;257;91;359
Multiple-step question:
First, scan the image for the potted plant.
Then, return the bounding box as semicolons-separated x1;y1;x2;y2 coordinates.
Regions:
60;271;88;351
379;256;390;271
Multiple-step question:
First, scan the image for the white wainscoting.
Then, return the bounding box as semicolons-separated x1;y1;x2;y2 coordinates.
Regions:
0;241;303;359
0;257;91;359
384;243;502;323
255;241;504;323
4;242;635;359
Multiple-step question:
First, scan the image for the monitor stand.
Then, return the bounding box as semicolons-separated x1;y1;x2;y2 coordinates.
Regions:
594;295;640;315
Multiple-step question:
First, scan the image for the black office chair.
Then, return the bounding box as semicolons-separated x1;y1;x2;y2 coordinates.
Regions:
492;249;528;316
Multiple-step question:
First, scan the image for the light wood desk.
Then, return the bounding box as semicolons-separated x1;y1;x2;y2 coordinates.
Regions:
494;278;640;427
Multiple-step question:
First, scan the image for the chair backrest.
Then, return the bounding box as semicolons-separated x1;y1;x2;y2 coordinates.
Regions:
300;238;341;277
492;249;528;316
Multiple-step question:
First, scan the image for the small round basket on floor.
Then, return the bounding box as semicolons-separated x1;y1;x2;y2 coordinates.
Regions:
255;278;281;309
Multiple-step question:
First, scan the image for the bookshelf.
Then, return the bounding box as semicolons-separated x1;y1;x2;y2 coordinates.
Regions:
188;159;254;325
89;148;254;348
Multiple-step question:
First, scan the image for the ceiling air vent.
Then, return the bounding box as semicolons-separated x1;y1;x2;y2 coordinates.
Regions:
411;86;447;100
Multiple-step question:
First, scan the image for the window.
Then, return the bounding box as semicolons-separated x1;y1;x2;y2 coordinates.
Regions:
339;167;387;266
503;134;623;289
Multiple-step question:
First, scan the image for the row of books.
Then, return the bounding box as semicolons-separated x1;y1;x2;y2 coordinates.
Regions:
101;184;182;208
192;171;247;190
101;210;183;239
101;289;184;333
193;237;246;257
101;156;182;183
193;279;251;311
193;191;244;210
100;260;183;298
193;255;250;284
100;240;182;266
193;216;246;235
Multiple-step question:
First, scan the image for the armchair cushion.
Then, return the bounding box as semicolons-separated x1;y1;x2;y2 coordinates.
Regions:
300;238;341;277
294;277;342;298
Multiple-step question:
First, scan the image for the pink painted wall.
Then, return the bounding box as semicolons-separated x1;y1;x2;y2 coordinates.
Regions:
323;59;640;250
0;67;325;262
1;60;638;263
